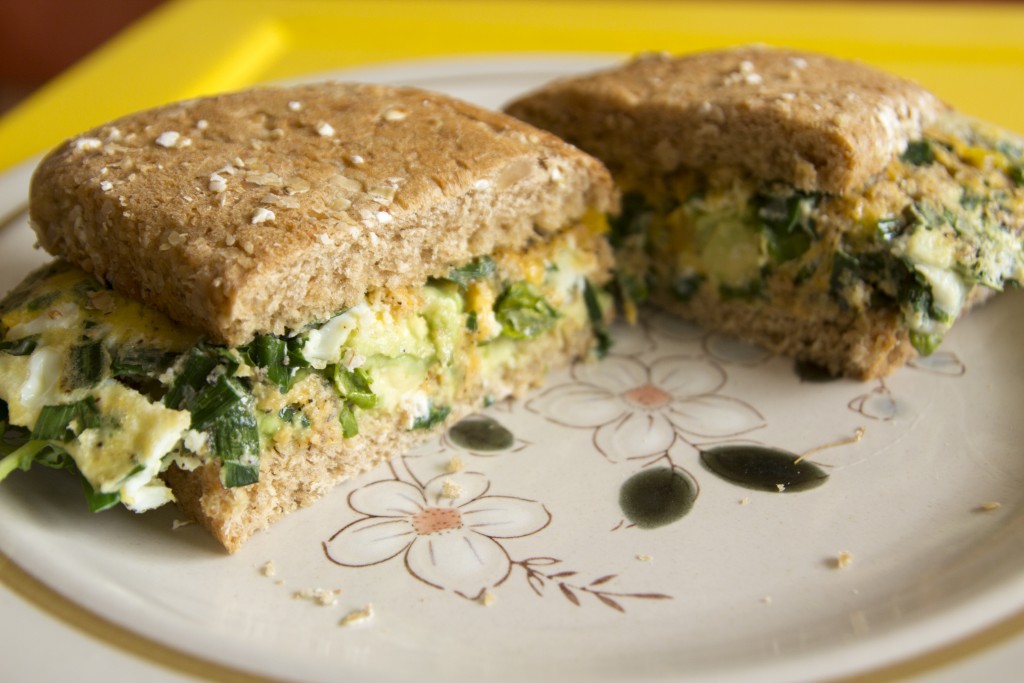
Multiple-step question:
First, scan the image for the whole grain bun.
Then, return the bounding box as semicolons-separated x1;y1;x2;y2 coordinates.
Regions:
504;46;947;194
30;82;616;346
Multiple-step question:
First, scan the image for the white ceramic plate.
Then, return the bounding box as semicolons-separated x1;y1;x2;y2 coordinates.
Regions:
2;57;1024;683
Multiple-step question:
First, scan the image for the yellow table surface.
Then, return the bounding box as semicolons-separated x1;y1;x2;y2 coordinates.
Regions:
1;0;1024;172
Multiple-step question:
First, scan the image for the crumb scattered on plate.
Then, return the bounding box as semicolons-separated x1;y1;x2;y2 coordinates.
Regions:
739;497;750;505
340;604;374;626
171;519;192;530
259;560;276;577
445;455;464;473
775;484;786;493
294;588;343;606
832;551;854;569
636;554;653;562
478;590;497;607
975;501;1002;512
440;478;463;499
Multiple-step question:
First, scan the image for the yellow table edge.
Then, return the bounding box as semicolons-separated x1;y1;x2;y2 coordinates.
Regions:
1;0;1024;172
3;0;1024;680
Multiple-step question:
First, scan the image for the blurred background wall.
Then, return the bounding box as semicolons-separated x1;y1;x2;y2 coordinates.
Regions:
0;0;166;113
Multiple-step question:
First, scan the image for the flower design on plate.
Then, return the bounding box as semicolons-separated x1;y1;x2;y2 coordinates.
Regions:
646;311;706;342
848;351;965;422
702;333;773;367
604;320;657;357
907;350;966;376
848;381;900;421
405;413;529;461
323;471;550;600
527;355;765;462
442;414;529;456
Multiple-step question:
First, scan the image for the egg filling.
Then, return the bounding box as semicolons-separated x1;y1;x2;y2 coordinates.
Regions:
0;220;612;512
611;112;1024;356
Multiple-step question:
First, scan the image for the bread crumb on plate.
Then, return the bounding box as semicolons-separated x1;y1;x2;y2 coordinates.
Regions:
833;551;854;569
340;604;374;626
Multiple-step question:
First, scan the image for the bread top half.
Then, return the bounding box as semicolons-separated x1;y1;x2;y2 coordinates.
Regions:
29;82;616;346
504;46;948;195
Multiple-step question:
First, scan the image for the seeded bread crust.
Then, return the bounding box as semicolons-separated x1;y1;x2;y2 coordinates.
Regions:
504;46;947;194
30;82;616;346
163;316;599;553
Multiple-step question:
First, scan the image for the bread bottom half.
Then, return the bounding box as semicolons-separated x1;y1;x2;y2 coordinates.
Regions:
651;285;995;380
163;320;597;553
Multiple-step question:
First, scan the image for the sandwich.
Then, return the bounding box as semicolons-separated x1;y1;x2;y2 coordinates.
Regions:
505;46;1024;378
0;82;617;552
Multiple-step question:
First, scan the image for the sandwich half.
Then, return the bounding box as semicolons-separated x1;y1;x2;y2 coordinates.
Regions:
0;82;617;552
505;47;1024;378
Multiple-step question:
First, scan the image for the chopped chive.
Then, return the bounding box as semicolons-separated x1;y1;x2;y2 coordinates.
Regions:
902;140;935;166
0;441;53;481
670;274;703;303
162;344;262;488
111;345;177;379
187;376;260;488
32;398;101;441
583;279;613;358
278;405;311;429
189;375;249;431
412;404;451;430
0;411;120;511
615;271;649;306
25;291;60;312
246;334;299;393
608;192;654;249
876;216;903;241
910;331;942;356
332;366;377;410
582;279;603;324
164;345;221;410
1009;164;1024;187
67;461;121;512
494;282;558;339
65;338;106;389
221;460;259;488
756;190;818;263
339;404;359;438
0;335;39;356
466;310;478;332
286;335;311;370
446;257;496;287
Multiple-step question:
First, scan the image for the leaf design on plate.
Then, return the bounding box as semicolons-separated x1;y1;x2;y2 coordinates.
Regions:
619;466;698;528
447;414;515;452
665;394;767;438
595;594;625;612
908;351;966;376
702;333;773;366
590;574;617;586
700;445;829;492
848;386;899;421
559;583;581;606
